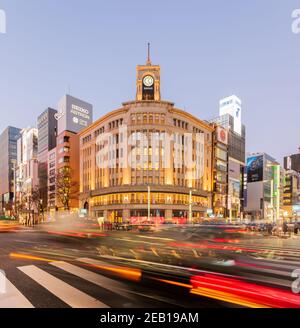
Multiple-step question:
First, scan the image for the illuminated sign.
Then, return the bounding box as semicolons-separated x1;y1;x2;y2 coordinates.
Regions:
219;96;242;136
293;205;300;212
247;155;263;183
57;95;93;134
216;126;228;145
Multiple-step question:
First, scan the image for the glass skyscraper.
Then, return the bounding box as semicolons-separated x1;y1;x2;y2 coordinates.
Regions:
0;126;21;213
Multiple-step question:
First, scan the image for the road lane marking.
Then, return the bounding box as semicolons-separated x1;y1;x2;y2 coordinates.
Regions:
51;261;132;300
18;265;109;308
0;278;33;308
77;258;141;282
78;257;133;267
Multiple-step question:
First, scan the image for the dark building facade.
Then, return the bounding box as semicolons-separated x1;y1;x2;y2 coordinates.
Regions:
284;153;300;173
37;108;57;209
0;126;21;213
283;171;300;206
210;111;246;220
212;126;229;218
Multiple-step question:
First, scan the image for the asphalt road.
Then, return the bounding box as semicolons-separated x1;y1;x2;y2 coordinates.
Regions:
0;227;221;308
1;224;300;308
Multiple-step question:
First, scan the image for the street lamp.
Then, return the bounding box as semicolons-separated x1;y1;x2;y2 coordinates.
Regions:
189;189;197;224
147;186;151;223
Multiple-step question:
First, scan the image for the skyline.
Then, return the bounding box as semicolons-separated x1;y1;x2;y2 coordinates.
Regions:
0;1;300;163
1;2;300;314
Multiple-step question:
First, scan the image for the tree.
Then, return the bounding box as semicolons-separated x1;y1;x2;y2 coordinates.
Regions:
55;168;79;211
31;185;47;221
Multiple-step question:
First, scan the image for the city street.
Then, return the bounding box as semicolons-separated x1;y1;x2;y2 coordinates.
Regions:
0;223;219;308
1;222;300;308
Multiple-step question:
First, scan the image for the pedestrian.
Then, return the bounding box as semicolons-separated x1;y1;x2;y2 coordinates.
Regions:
267;223;273;235
283;221;288;236
294;222;299;235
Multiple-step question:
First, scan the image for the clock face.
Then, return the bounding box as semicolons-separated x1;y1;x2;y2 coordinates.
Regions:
143;75;154;87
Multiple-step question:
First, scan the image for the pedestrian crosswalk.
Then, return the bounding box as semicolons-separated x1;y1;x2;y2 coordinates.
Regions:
50;261;133;300
0;277;33;308
1;253;299;308
0;257;139;308
19;265;109;308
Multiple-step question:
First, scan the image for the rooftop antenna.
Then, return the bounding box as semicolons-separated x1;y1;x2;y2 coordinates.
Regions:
146;42;151;65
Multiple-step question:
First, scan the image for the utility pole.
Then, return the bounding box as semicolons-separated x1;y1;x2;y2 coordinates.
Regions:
189;189;192;224
147;185;151;223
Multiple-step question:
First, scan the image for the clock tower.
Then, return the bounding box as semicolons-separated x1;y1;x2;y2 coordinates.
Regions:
136;44;161;101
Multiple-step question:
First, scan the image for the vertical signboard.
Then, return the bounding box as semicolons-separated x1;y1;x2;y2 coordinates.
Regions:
247;155;264;183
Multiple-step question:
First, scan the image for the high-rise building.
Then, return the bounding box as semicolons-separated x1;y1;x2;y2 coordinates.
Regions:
78;55;214;223
51;95;93;212
244;153;284;221
37;108;57;210
47;148;57;210
282;170;300;221
211;125;229;218
210;95;246;220
284;152;300;173
55;131;80;211
57;95;93;135
219;95;242;136
16;128;39;214
0;126;21;214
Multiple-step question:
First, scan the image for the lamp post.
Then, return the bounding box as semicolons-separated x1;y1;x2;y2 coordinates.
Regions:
270;179;274;223
147;185;151;223
189;190;192;224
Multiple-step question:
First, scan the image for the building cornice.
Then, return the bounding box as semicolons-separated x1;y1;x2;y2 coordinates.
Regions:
78;107;129;136
80;185;210;199
79;100;214;136
170;107;214;132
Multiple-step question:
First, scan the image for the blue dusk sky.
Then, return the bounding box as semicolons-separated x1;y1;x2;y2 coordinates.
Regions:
0;0;299;162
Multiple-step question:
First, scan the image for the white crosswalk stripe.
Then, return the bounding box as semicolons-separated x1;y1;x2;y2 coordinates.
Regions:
18;265;109;308
0;278;33;308
51;261;133;300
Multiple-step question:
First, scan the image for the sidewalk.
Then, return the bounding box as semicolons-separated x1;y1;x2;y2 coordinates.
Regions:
0;220;22;232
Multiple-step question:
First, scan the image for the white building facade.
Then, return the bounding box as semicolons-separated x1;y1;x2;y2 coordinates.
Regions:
16;128;39;209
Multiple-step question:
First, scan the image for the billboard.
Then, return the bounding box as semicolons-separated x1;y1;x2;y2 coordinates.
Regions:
216;126;228;145
228;159;241;181
247;155;263;183
57;95;93;135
